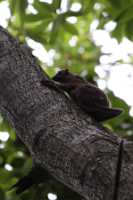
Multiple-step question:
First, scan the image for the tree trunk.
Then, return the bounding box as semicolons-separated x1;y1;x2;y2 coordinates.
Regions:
0;26;132;200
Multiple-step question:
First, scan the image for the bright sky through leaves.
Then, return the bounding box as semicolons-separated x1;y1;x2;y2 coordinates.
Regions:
48;193;57;200
0;131;9;142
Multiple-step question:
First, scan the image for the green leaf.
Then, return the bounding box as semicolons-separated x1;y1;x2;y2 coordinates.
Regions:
52;0;61;10
126;19;133;40
112;22;125;42
115;5;133;23
0;168;10;185
9;0;28;27
82;0;95;14
9;0;17;14
33;0;55;14
63;22;78;35
10;157;26;168
24;13;52;22
26;30;47;44
24;20;50;43
16;0;27;25
109;0;131;9
25;19;51;32
50;15;65;43
109;0;122;8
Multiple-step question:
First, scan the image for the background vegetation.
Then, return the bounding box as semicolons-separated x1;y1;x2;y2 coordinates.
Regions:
0;0;133;199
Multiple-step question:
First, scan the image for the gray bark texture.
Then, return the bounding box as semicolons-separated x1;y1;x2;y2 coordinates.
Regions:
0;25;133;200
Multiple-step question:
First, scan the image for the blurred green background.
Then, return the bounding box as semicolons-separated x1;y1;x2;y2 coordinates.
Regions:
0;0;133;199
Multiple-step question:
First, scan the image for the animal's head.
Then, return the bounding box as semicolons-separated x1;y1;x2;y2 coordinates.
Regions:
53;69;73;83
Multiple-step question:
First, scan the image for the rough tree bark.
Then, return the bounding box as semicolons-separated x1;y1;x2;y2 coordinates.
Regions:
0;26;133;200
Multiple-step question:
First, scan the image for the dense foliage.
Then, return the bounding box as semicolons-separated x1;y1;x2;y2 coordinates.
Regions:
0;0;133;199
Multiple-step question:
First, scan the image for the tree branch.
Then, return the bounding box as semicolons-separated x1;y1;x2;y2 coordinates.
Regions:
0;26;133;200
